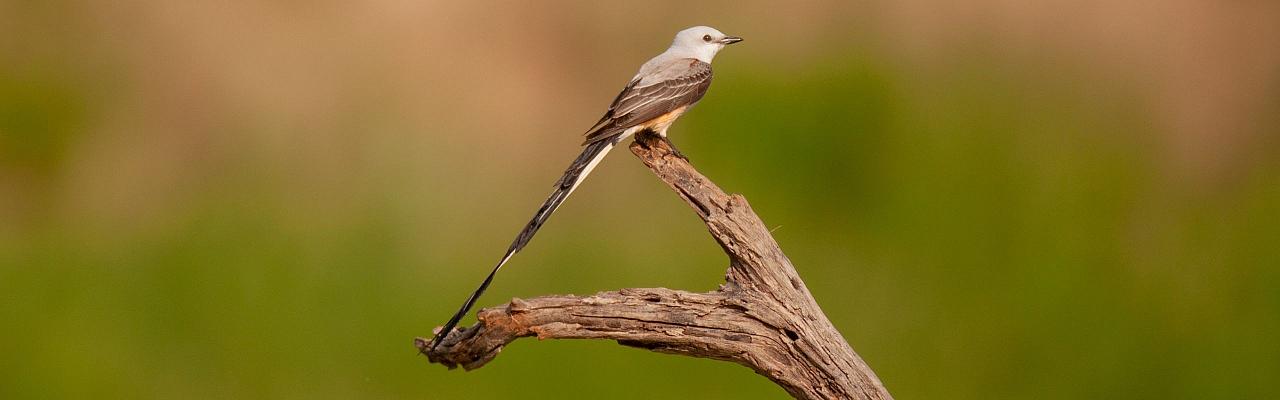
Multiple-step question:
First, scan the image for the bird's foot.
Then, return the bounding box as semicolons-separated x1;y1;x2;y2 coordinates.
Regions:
636;130;661;148
635;131;690;161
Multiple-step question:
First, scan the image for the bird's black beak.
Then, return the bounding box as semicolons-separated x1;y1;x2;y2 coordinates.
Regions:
719;36;743;45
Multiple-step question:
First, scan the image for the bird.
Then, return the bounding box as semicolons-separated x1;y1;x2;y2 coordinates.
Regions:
429;26;742;351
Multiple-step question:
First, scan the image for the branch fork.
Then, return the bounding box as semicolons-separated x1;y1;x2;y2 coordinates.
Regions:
418;135;892;400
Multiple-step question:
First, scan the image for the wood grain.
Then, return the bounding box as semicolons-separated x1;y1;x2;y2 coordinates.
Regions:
418;134;892;400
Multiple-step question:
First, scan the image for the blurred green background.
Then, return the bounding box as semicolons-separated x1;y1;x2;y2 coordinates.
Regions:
3;1;1279;399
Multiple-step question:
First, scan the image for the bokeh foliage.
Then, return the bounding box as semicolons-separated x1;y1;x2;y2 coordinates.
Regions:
2;2;1278;399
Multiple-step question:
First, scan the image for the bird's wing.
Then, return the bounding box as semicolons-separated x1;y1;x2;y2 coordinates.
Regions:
583;59;713;144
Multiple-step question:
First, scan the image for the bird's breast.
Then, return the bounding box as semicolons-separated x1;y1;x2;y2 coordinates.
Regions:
640;105;690;135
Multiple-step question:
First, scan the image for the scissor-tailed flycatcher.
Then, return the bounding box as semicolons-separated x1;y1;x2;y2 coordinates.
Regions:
430;26;742;350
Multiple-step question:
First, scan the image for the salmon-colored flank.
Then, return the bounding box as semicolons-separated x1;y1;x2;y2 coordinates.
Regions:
641;105;689;135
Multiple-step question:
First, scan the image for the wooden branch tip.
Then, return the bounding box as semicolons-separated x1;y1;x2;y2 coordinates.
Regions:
421;135;892;400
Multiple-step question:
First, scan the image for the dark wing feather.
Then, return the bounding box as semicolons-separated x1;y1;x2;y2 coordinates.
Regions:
583;60;713;144
583;78;640;135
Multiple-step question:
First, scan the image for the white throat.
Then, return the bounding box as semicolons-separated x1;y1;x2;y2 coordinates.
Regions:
664;43;721;64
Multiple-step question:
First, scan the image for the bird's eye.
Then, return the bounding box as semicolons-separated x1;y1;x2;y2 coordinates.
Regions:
702;34;712;42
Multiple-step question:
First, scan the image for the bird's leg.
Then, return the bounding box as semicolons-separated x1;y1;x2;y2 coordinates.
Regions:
636;130;690;161
635;130;662;149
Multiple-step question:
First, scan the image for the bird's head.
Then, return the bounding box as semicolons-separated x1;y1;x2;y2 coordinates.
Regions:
669;26;742;63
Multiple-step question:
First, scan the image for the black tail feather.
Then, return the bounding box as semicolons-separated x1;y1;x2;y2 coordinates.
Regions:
429;135;622;351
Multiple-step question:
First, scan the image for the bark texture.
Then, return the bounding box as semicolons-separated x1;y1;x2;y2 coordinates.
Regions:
418;135;892;400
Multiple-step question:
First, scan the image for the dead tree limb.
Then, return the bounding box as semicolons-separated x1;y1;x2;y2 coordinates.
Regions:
418;135;892;400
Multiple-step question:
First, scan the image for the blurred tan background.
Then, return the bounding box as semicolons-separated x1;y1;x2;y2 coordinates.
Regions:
2;1;1278;399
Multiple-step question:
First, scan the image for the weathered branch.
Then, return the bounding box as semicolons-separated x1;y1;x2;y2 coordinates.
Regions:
418;134;892;400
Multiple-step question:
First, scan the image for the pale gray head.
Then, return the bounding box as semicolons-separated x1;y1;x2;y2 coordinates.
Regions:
666;26;743;63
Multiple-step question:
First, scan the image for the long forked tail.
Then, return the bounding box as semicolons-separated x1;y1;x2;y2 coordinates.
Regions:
429;133;627;350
